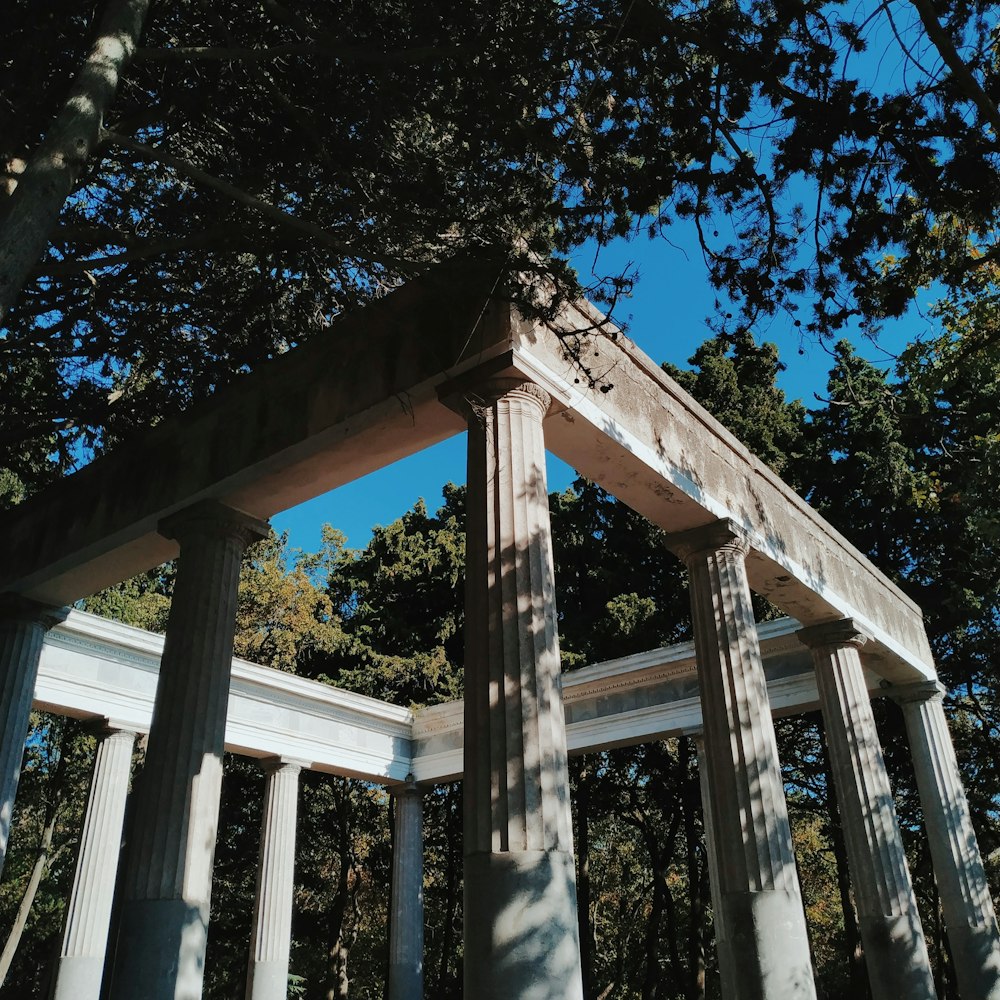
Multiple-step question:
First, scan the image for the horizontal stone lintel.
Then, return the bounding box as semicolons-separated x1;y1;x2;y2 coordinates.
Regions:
1;266;932;683
37;612;888;786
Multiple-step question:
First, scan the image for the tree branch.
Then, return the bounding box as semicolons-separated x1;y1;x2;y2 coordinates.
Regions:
0;0;151;323
101;132;417;271
134;42;467;65
908;0;1000;140
34;225;292;277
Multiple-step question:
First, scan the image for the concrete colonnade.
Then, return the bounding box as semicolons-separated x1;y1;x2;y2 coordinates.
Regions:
670;520;816;1000
798;621;935;999
0;598;67;878
107;499;268;1000
454;376;584;1000
0;433;999;1000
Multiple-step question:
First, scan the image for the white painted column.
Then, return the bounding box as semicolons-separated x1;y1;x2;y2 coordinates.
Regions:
669;519;816;1000
456;377;584;1000
388;779;424;1000
0;596;67;877
108;500;268;1000
893;680;1000;1000
798;620;935;999
691;732;735;1000
52;724;137;1000
246;757;302;1000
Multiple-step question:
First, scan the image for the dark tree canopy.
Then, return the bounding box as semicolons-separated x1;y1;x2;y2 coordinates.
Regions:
1;0;999;491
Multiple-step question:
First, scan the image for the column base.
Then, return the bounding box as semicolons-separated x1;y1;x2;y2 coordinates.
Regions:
247;959;289;1000
464;850;583;1000
947;921;1000;1000
387;960;422;1000
109;898;209;1000
858;912;936;999
722;889;816;1000
52;954;105;1000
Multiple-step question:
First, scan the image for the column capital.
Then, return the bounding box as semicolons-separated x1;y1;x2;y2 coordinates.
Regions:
158;499;269;548
390;777;425;801
86;718;139;741
888;679;947;706
258;756;307;777
440;374;551;425
666;518;750;565
0;594;69;631
797;618;870;651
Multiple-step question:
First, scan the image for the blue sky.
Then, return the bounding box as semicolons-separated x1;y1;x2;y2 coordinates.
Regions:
272;227;928;555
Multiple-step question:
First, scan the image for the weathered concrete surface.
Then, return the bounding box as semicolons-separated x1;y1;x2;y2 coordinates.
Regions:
458;378;583;1000
52;727;136;1000
108;502;267;1000
506;297;934;682
0;598;67;878
38;610;414;783
0;263;507;605
672;519;816;1000
246;759;302;1000
388;781;425;1000
1;268;931;681
412;617;861;783
893;682;1000;1000
799;621;935;1000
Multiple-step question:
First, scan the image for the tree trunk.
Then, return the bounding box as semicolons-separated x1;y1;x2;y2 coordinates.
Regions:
818;717;869;999
0;0;150;322
680;738;707;1000
435;784;460;997
325;782;358;1000
0;797;60;985
574;759;596;999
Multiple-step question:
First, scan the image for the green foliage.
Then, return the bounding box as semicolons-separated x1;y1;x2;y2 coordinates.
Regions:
0;716;99;998
4;0;1000;490
318;485;467;705
4;309;1000;998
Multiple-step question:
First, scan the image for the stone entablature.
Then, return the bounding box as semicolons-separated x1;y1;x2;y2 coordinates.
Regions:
0;269;932;683
37;610;881;786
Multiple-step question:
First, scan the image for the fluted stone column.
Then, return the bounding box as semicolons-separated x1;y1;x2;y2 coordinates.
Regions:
692;732;736;1000
388;779;424;1000
52;725;137;1000
246;757;303;1000
798;621;935;999
108;500;268;1000
893;681;1000;1000
456;377;584;1000
0;596;67;877
668;519;816;1000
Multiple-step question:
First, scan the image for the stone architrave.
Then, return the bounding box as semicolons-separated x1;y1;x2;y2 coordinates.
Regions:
893;681;1000;1000
388;779;424;1000
51;724;137;1000
453;377;584;1000
668;519;816;1000
246;757;304;1000
108;500;268;1000
0;596;67;877
798;621;935;999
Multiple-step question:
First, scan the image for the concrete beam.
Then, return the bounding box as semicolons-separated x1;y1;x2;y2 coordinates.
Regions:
36;611;414;782
410;618;882;783
37;613;868;787
502;298;934;682
2;266;932;682
0;263;508;605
